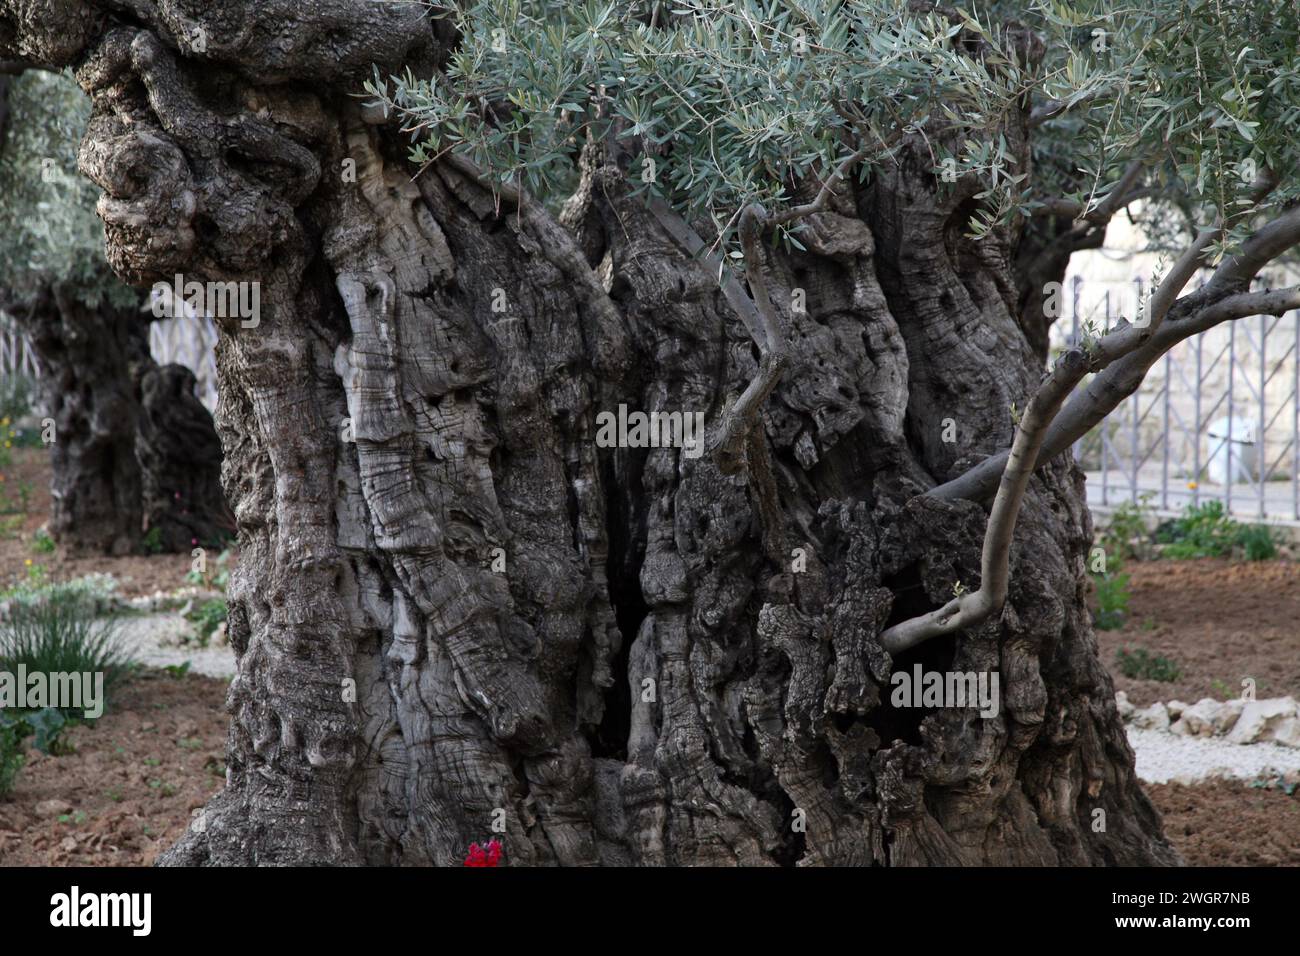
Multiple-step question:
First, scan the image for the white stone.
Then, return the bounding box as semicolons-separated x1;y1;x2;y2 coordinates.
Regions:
1228;697;1299;745
1166;700;1188;719
1271;716;1300;749
1116;691;1134;721
1131;702;1170;731
1173;698;1243;737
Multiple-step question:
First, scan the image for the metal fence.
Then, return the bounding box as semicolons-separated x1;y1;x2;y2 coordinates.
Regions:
1060;275;1300;525
0;313;41;381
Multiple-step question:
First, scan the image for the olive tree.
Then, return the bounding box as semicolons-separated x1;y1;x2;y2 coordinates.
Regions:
2;0;1297;865
0;67;230;554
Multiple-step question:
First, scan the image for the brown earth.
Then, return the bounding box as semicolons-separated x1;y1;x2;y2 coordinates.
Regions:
4;663;1291;867
1147;781;1300;867
1093;558;1300;708
0;670;228;866
0;445;208;598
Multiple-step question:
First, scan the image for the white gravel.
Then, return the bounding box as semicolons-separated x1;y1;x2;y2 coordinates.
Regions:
1127;727;1300;784
112;612;235;680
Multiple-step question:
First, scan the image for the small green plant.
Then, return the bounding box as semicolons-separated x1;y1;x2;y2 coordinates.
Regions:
1117;648;1182;682
23;706;69;754
1157;500;1237;557
0;593;133;722
185;597;227;647
1155;501;1279;560
31;527;55;555
0;715;26;798
142;526;164;555
185;548;232;592
0;377;35;425
162;661;192;679
1234;523;1279;561
1100;493;1156;562
1092;570;1132;630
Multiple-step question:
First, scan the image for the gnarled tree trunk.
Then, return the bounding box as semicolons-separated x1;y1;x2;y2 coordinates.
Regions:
137;362;233;550
2;1;1177;866
20;282;149;556
10;284;230;555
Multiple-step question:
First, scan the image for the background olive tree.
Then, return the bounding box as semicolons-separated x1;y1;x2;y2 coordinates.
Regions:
0;68;230;554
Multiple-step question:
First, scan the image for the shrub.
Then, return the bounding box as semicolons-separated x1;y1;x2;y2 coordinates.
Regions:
0;376;36;425
1234;523;1279;562
30;528;55;555
0;594;133;720
0;572;119;614
0;715;24;798
1099;493;1156;562
185;598;227;647
1116;648;1181;683
1156;501;1237;557
1092;570;1132;630
142;526;164;555
1155;500;1281;561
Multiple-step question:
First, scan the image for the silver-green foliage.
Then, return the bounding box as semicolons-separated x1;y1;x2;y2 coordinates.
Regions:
373;0;1300;258
0;70;136;308
374;0;1035;247
1031;0;1300;259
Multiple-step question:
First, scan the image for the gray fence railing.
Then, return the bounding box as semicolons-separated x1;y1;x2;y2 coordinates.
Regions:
1059;275;1300;525
0;314;41;381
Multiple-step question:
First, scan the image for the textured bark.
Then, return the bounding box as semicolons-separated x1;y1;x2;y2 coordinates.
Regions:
137;363;233;550
16;283;148;555
2;1;1179;866
4;286;229;555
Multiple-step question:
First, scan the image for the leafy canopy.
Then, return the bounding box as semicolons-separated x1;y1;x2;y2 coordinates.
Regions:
375;0;1035;245
0;70;136;309
375;0;1300;260
1030;0;1300;263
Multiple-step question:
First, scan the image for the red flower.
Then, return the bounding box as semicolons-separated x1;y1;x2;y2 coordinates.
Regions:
463;840;502;867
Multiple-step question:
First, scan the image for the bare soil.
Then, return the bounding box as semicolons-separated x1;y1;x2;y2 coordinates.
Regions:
0;671;228;866
1147;782;1300;867
0;445;205;598
1093;558;1300;707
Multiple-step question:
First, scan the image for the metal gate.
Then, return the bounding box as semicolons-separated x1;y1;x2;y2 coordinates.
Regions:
1061;275;1300;525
